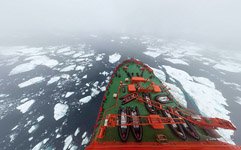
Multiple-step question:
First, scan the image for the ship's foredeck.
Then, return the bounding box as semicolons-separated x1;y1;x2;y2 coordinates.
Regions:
92;59;213;143
87;59;237;150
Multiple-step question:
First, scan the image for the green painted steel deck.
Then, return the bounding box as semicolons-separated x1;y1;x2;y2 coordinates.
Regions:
92;59;214;143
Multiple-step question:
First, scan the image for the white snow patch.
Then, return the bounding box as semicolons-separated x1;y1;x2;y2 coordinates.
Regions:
17;100;35;113
74;128;80;136
164;58;189;66
63;135;73;150
109;53;121;64
9;55;58;75
28;124;38;133
60;65;76;72
79;96;92;105
18;77;45;88
37;115;44;122
54;103;69;121
47;76;60;85
65;92;75;98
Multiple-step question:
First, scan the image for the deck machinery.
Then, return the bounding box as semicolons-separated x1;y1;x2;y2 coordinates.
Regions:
86;58;240;150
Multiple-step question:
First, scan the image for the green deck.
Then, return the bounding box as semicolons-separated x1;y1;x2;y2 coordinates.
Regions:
93;60;212;143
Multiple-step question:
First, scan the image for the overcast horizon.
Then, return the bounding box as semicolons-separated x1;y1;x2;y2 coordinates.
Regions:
0;0;241;51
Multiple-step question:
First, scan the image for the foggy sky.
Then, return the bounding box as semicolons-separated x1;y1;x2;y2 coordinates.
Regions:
0;0;241;49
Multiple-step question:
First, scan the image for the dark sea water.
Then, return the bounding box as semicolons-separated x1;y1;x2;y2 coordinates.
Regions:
0;35;240;149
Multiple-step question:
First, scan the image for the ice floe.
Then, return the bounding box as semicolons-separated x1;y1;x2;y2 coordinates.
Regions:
20;98;29;103
100;86;106;92
193;76;215;88
61;74;70;79
9;55;58;75
213;60;241;73
235;97;241;105
151;67;166;81
28;124;38;133
120;36;130;40
32;138;49;150
79;96;92;105
63;135;73;150
72;51;84;58
91;88;100;97
81;132;89;146
109;53;121;64
18;77;45;88
83;75;87;79
75;65;85;71
99;71;109;76
96;53;105;61
143;51;161;58
57;47;71;54
56;134;61;138
37;115;44;122
65;92;75;98
54;103;69;121
16;100;35;113
9;133;17;142
60;65;76;72
47;76;60;85
63;51;76;56
164;58;189;66
165;82;187;108
74;128;80;136
163;65;233;143
11;125;18;131
28;137;33;141
0;94;9;98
